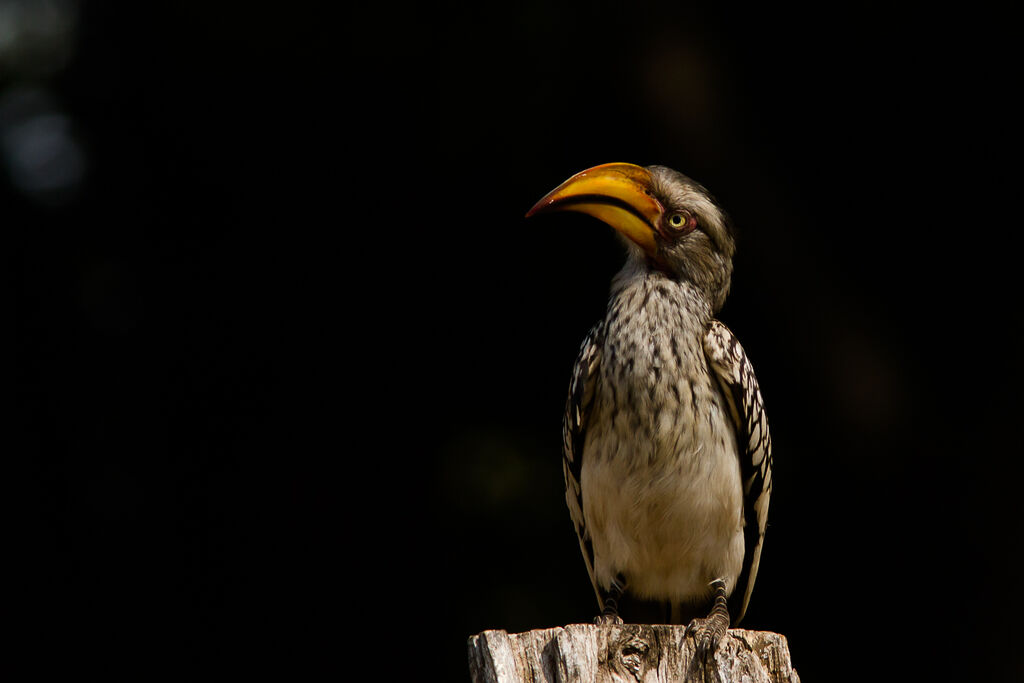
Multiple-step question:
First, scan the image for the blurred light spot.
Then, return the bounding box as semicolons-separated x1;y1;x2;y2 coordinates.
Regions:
0;86;85;204
639;30;728;161
826;320;909;435
439;429;556;515
0;0;78;78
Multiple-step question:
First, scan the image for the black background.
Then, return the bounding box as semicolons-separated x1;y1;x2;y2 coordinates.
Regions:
14;2;1020;679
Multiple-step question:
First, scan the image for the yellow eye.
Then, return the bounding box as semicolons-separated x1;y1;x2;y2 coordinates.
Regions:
667;211;694;234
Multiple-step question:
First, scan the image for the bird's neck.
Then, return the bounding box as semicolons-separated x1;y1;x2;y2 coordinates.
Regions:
601;265;714;414
608;261;713;328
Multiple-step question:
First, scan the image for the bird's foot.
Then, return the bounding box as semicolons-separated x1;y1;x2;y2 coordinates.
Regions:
594;613;624;626
595;573;627;626
685;614;728;656
685;578;730;658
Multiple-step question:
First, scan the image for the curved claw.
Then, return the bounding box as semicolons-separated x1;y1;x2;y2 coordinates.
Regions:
594;613;624;626
686;616;727;657
686;578;731;657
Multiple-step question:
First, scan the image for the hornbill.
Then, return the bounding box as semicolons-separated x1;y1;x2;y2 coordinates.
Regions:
527;163;772;652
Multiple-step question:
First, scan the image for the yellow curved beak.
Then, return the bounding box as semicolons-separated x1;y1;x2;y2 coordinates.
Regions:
525;162;664;256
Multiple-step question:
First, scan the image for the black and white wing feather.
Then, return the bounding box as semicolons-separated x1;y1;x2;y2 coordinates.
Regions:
704;320;773;624
562;321;604;609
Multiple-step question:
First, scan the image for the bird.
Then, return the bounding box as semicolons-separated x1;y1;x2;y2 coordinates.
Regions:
526;163;772;653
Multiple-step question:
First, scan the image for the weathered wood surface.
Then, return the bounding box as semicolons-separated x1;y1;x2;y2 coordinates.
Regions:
467;624;799;683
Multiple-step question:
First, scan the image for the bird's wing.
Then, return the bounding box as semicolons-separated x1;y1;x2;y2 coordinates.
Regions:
704;320;773;624
563;321;605;609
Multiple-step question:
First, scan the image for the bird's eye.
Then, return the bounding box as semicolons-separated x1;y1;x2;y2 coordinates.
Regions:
666;210;696;235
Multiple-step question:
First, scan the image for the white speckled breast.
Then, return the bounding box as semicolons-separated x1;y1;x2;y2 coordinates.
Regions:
581;267;744;604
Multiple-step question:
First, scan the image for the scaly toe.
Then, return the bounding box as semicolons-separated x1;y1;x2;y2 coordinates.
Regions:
686;617;725;657
594;613;624;625
593;614;622;626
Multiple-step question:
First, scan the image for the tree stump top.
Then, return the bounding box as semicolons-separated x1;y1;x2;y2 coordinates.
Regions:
467;624;799;683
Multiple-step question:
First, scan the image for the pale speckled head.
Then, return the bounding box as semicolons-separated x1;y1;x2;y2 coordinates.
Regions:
527;162;736;312
644;165;735;312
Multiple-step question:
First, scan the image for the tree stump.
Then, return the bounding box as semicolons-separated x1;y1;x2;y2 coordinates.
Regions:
467;624;799;683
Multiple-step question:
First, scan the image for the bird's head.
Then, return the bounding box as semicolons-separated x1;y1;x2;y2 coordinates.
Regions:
527;163;736;312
